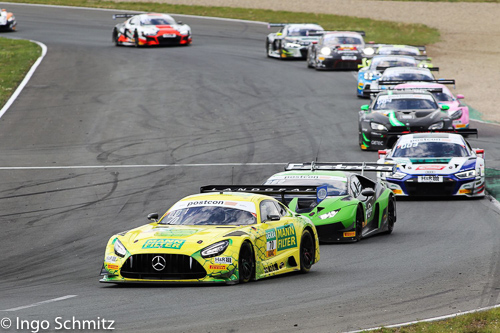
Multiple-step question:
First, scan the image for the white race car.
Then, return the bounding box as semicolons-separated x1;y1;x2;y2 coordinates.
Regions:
266;23;324;59
0;8;16;32
377;133;485;197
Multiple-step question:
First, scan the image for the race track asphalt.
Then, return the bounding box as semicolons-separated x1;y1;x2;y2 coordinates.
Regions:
0;4;499;332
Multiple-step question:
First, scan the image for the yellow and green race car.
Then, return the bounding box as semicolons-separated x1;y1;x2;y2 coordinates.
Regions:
100;191;320;285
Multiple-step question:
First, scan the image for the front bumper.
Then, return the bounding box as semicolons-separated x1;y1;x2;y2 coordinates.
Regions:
316;54;362;70
382;175;485;197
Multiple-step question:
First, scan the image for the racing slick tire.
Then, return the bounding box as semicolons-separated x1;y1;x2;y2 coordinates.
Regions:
384;197;396;234
355;205;364;242
266;38;272;58
238;241;254;283
112;29;120;46
299;229;314;273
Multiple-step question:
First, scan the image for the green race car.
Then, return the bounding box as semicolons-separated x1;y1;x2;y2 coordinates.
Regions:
204;162;397;243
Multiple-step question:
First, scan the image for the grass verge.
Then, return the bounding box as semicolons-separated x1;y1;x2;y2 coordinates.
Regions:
0;37;41;108
9;0;439;45
368;306;500;332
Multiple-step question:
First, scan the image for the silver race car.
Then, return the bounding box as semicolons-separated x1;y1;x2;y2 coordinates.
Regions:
266;23;324;59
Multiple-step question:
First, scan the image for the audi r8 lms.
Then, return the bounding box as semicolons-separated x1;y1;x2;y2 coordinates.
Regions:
357;55;423;98
363;44;427;58
204;163;397;243
393;82;470;131
0;8;16;31
112;13;192;47
266;23;324;59
100;191;319;284
377;133;485;197
358;90;458;151
306;31;366;70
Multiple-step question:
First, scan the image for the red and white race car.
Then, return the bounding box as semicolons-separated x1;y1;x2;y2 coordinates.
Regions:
112;13;192;47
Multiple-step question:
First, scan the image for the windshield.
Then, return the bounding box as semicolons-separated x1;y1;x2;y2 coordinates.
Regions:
382;72;434;81
264;177;348;196
433;92;454;102
378;48;419;56
371;58;416;69
160;206;256;226
324;35;363;45
141;16;175;26
392;141;469;158
373;96;438;110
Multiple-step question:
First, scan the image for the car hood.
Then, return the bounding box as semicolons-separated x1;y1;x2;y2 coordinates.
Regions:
370;109;448;127
391;157;475;175
119;224;249;253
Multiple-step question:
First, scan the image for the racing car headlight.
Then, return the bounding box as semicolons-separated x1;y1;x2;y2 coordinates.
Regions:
364;72;374;80
320;47;331;56
428;121;444;130
450;109;463;120
371;122;388;131
319;209;340;220
114;239;127;258
7;16;13;22
388;172;406;180
201;240;229;258
363;47;374;56
455;169;476;179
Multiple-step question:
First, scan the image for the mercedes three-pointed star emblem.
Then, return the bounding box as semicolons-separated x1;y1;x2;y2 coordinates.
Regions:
152;255;166;271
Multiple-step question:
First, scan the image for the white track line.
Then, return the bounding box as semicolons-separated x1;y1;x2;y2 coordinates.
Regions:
1;295;77;312
0;163;285;170
0;40;47;119
344;303;500;333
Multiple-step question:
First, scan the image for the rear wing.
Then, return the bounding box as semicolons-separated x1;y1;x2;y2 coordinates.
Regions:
285;162;395;176
366;87;444;95
323;30;366;36
385;129;479;138
200;185;327;204
267;23;320;28
113;14;136;20
378;79;455;86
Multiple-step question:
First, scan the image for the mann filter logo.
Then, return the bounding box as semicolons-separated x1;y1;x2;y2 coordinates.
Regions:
266;229;277;257
142;239;186;249
276;224;297;250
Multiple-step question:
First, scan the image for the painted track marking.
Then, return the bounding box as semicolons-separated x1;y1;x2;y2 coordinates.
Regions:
1;295;77;312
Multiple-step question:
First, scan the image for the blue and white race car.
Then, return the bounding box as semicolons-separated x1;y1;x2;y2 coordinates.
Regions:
376;133;485;197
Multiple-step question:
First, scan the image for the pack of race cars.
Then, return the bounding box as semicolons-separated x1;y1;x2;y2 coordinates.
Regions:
75;17;484;285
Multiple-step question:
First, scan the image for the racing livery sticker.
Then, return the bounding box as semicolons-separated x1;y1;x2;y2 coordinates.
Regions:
276;224;297;250
266;229;277;257
142;239;186;249
214;257;233;264
154;228;199;237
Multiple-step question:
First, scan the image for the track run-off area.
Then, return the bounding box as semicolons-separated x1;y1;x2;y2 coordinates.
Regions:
0;3;499;332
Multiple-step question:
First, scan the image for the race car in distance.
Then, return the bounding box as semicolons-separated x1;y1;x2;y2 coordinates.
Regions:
112;13;192;47
306;31;366;70
0;8;16;31
363;44;427;58
393;82;470;131
357;56;424;98
100;191;319;284
377;133;485;197
266;23;324;59
358;90;459;151
204;162;397;243
368;66;441;93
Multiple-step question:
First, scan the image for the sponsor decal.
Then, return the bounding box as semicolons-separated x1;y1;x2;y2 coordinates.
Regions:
276;224;297;250
187;200;224;207
459;189;472;194
209;265;227;270
263;263;280;274
105;255;117;263
371;140;384;145
344;231;356;238
107;264;119;270
142;238;186;249
392;189;403;194
416;165;445;170
154;228;198;237
266;228;277;257
214;257;233;264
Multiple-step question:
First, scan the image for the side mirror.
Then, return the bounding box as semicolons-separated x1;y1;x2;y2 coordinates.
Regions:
378;150;387;159
361;105;369;111
474;149;485;159
267;215;281;222
456;94;465;99
147;213;159;221
177;21;183;24
440;105;450;110
361;188;375;197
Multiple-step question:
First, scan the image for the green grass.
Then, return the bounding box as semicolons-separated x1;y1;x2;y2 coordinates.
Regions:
369;307;500;332
0;37;41;107
10;0;440;45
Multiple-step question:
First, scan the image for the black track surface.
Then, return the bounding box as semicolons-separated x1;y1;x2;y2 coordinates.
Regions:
1;4;499;332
